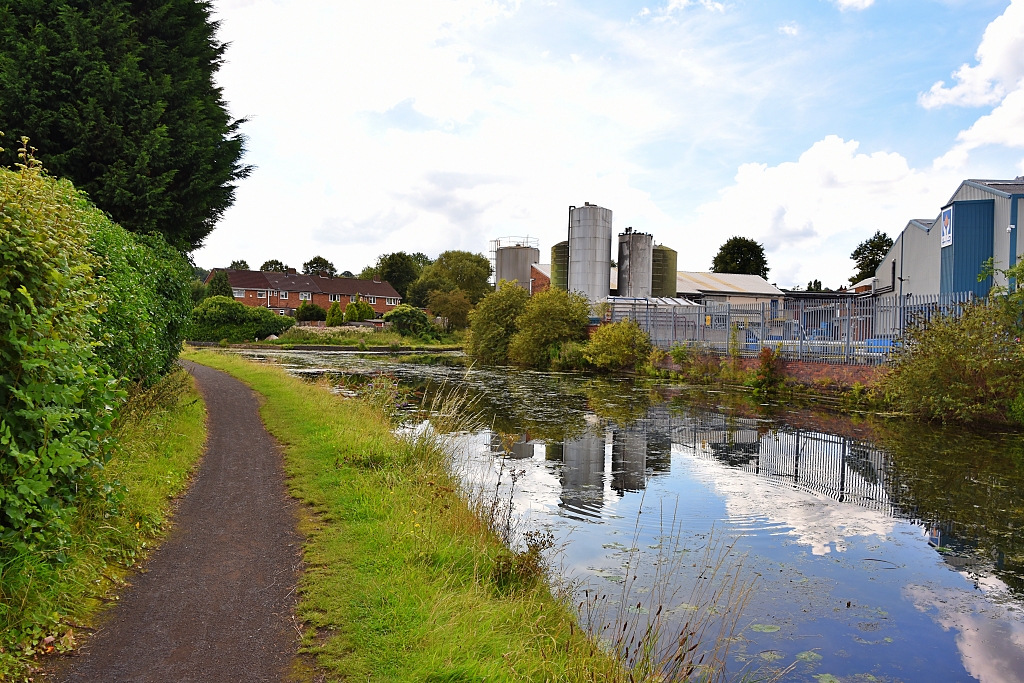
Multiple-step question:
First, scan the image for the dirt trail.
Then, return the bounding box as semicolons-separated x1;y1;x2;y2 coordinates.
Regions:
53;360;303;683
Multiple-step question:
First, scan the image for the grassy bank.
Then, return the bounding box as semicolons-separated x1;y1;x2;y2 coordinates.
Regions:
0;370;207;679
181;348;617;682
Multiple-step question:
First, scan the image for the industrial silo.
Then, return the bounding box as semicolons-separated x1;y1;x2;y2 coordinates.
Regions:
651;244;678;298
568;203;612;301
551;241;569;291
495;244;540;290
617;228;653;298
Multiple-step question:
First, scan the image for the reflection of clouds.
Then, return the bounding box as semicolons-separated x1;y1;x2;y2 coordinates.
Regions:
678;444;895;555
904;583;1024;683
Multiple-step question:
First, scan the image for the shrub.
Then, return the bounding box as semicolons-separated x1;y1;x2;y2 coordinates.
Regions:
507;288;590;370
582;319;652;372
428;288;472;330
879;301;1024;423
466;280;530;364
190;296;294;342
747;346;783;397
295;301;327;322
0;158;118;548
207;270;232;297
550;340;590;371
383;304;429;336
345;299;375;323
325;301;344;327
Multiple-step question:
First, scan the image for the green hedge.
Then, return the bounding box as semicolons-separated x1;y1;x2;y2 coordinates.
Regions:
189;296;294;342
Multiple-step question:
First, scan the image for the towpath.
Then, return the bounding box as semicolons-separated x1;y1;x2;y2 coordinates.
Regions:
53;360;303;683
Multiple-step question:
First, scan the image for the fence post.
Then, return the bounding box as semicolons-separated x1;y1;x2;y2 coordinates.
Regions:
726;304;731;357
760;303;765;350
799;299;804;361
844;301;851;364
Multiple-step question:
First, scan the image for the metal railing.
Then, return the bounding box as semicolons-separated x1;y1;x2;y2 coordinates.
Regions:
609;292;975;365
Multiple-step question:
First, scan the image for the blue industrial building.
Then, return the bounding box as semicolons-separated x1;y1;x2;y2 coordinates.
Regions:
871;177;1024;298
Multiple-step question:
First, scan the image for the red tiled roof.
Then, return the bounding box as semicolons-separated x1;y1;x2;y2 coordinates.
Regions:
315;276;400;299
260;272;324;293
209;270;401;299
207;269;272;289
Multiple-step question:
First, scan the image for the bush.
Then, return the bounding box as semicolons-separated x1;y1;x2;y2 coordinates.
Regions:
747;346;783;397
428;288;472;330
325;301;344;327
550;340;590;371
669;343;722;384
879;301;1024;423
295;301;327;322
582;319;652;372
190;296;294;342
508;288;590;370
466;280;530;364
345;300;375;322
383;304;429;336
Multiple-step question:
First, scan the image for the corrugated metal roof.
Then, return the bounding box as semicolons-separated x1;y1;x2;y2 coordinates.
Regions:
971;179;1024;195
909;219;934;231
675;272;783;296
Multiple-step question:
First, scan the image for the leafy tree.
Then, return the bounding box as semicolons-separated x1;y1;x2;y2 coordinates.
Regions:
344;300;375;322
191;279;208;303
377;252;421;299
325;302;344;326
849;230;894;285
467;280;530;364
207;270;232;297
807;279;823;292
421;250;492;303
190;296;293;342
428;288;472;330
229;259;249;270
260;259;289;272
508;288;590;370
383;304;429;336
407;275;456;308
711;237;768;279
193;266;210;281
583;320;652;372
411;252;433;269
303;256;336;278
295;301;327;322
340;270;354;278
0;0;250;251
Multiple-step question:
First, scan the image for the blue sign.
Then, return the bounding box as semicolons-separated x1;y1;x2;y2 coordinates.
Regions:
940;207;953;247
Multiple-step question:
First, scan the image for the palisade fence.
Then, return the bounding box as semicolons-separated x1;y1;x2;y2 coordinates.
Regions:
609;292;976;365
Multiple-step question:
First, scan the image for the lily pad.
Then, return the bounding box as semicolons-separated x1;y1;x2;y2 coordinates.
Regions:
751;624;781;632
796;650;823;662
813;675;840;683
759;650;784;662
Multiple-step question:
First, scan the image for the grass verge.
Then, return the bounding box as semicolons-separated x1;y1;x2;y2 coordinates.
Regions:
0;369;207;680
181;347;619;683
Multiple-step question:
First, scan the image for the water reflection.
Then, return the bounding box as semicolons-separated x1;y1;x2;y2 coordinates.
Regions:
236;349;1024;682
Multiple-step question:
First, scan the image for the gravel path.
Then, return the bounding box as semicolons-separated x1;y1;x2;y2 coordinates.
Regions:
53;360;303;683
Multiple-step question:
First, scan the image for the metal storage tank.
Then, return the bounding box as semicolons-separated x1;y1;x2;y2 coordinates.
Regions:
567;203;612;301
495;245;540;290
551;241;569;291
651;245;678;298
617;228;653;298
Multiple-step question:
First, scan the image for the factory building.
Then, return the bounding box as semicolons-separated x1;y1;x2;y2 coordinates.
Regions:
491;237;540;292
872;177;1024;298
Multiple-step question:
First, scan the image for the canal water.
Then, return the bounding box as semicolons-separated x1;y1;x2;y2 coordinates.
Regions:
236;349;1024;683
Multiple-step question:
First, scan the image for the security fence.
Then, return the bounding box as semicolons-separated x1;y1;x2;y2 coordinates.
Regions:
608;293;976;365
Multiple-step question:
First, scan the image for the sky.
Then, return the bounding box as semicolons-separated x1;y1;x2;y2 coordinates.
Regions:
195;0;1024;289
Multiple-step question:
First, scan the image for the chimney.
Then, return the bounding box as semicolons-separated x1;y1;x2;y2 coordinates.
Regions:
287;268;296;274
373;274;381;283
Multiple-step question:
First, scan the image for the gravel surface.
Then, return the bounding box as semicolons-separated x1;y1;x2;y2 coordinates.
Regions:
53;361;303;682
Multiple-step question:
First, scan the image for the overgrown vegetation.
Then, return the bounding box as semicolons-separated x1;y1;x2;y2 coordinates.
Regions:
508;289;590;370
583;319;652;372
189;295;294;342
0;370;207;679
295;301;327;322
466;280;531;364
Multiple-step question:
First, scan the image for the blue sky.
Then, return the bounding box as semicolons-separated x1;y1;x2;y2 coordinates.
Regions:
198;0;1024;288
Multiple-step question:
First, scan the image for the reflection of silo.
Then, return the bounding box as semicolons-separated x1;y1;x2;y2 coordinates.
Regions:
490;432;535;459
551;241;569;291
612;429;647;495
560;435;606;518
568;204;612;301
496;245;540;291
617;229;654;298
652;245;678;298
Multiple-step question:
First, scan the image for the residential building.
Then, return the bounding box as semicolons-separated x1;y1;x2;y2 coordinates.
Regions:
206;269;402;317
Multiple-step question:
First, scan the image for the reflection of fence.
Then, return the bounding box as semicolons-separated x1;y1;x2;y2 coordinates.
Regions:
609;293;975;365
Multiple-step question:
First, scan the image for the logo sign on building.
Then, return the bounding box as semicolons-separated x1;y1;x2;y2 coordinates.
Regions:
940;207;953;248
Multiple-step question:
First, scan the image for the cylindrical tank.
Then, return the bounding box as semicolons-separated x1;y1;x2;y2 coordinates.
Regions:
651;245;678;298
568;204;612;301
617;229;653;298
495;246;539;290
551;241;569;291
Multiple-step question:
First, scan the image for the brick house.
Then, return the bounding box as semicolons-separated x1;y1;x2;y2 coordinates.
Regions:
206;269;402;317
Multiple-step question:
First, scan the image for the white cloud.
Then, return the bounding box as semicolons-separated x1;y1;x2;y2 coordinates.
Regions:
833;0;874;11
663;0;725;14
778;23;799;36
678;136;958;287
919;0;1024;109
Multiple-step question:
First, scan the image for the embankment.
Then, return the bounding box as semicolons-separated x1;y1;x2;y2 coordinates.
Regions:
181;348;617;682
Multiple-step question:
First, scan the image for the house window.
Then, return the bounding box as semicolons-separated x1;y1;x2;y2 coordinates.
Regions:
350;295;358;303
386;297;398;306
365;296;376;304
232;288;244;298
279;290;288;299
329;293;341;302
299;291;311;300
257;290;266;298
